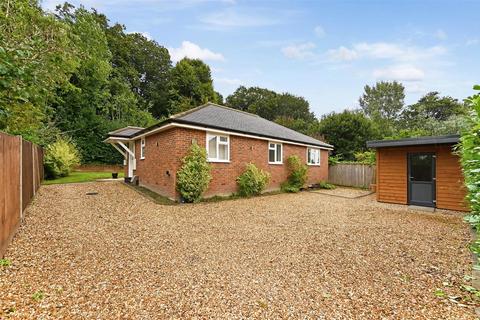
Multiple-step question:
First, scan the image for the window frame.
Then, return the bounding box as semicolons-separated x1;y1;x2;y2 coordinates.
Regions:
140;137;146;160
268;142;283;164
307;147;321;166
206;133;230;162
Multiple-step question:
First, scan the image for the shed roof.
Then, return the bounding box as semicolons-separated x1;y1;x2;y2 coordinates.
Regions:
366;134;460;148
110;103;332;149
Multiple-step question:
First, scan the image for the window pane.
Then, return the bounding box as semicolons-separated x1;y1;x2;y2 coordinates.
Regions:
219;136;228;143
208;136;217;158
269;149;275;162
276;144;282;162
269;143;275;149
219;143;228;160
410;154;433;181
307;149;312;163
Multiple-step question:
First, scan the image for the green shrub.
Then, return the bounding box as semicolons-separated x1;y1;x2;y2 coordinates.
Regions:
281;155;308;193
354;150;376;165
176;143;212;203
237;163;270;197
460;85;480;264
44;137;81;179
318;181;336;189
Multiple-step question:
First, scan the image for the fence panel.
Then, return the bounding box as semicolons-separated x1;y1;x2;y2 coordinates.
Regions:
0;133;21;257
328;163;376;188
0;132;43;257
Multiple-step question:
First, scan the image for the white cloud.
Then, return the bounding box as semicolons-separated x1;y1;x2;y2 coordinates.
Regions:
314;25;326;38
434;29;448;40
200;8;279;29
325;42;446;62
168;41;225;62
281;42;316;60
326;46;358;61
373;65;425;81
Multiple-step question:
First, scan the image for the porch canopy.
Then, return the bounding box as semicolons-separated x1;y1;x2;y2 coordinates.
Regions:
104;126;144;178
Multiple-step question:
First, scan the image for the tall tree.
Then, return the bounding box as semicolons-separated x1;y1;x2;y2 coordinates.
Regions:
359;81;405;135
315;110;380;160
226;86;316;125
0;0;77;143
169;58;219;113
401;91;466;126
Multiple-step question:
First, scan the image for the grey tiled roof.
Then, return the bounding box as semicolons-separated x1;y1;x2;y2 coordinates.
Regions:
172;103;332;148
367;134;460;148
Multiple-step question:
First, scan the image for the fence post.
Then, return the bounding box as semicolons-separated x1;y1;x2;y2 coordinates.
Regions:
32;143;36;196
18;136;23;221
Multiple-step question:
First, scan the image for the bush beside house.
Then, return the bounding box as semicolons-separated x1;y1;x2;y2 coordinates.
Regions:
176;143;212;203
282;155;308;193
237;163;270;197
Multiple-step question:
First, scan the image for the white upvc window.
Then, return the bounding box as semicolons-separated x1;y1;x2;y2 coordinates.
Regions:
206;133;229;162
140;137;146;160
307;148;320;166
268;142;283;164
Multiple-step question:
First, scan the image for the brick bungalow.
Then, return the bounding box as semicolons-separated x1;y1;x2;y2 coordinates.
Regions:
105;103;333;200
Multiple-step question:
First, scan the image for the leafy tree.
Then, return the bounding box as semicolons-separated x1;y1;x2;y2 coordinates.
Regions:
316;110;379;160
226;86;277;119
236;163;270;197
400;92;467;132
359;81;405;135
0;0;77;143
170;58;219;113
281;155;308;193
226;86;316;128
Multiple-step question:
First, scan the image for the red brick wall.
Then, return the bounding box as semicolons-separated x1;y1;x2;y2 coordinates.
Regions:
133;127;329;200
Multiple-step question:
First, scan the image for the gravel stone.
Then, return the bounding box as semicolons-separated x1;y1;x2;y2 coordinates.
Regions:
0;182;477;319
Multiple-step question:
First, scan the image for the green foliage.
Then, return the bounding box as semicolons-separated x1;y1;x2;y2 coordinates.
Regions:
0;0;77;142
0;258;11;267
226;86;316;132
460;85;480;266
354;150;376;165
31;291;45;302
316;110;380;161
359;81;405;136
176;143;212;203
170;58;219;113
318;181;336;189
281;155;308;193
44;138;81;179
236;163;270;197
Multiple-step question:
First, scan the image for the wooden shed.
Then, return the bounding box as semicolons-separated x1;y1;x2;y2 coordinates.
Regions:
367;135;468;211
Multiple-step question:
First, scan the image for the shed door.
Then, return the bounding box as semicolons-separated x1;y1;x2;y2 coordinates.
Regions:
408;153;436;207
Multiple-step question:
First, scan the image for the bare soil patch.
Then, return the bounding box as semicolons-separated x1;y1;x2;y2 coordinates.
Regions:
0;182;476;319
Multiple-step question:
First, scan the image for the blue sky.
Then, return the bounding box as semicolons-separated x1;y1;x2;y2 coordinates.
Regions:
42;0;479;117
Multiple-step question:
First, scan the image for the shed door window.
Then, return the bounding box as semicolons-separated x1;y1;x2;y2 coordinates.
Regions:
268;142;282;164
207;134;229;162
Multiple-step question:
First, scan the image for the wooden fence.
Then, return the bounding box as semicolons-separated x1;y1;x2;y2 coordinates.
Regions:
328;163;376;188
1;132;43;257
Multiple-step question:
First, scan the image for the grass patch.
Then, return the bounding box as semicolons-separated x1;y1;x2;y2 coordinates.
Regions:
130;185;176;205
43;171;124;185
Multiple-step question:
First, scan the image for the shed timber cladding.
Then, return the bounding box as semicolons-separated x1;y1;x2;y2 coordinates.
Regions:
367;135;468;212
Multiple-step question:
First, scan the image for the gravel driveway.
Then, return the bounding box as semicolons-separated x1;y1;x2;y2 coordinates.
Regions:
0;182;476;319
